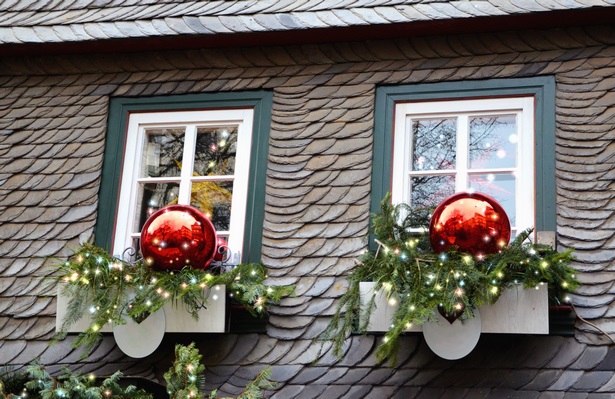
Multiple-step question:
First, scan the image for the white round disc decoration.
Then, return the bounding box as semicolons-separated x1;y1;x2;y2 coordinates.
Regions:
422;308;481;360
113;308;166;358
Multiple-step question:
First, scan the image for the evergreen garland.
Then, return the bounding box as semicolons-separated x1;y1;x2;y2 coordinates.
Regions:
321;197;579;364
55;244;294;356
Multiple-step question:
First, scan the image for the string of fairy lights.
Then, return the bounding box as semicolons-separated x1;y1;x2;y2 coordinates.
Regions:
375;233;575;304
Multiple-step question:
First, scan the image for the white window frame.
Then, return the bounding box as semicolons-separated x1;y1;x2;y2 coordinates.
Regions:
392;97;535;236
113;108;254;261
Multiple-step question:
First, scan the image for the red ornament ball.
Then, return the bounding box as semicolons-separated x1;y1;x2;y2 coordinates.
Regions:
429;192;511;256
140;205;217;271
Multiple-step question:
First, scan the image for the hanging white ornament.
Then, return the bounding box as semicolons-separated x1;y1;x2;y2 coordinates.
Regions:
113;308;166;358
422;307;481;360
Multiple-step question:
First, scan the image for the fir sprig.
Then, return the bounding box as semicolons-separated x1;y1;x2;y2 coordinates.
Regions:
55;244;294;357
165;343;275;399
321;196;578;364
165;343;206;399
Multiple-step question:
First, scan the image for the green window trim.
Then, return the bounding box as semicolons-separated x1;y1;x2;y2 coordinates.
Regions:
371;77;556;242
95;91;273;263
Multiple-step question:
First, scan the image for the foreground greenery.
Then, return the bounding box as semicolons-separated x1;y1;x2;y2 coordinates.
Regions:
0;344;273;399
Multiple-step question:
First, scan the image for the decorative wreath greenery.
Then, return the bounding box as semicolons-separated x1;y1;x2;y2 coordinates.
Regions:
321;196;579;364
55;243;294;356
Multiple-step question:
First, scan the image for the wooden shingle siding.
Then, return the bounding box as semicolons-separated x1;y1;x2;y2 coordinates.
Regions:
0;22;614;398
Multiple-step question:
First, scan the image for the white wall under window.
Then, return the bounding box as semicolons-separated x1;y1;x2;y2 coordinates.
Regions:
392;97;535;237
113;108;254;262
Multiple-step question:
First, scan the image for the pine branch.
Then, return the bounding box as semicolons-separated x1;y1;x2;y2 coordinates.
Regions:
236;368;275;399
164;343;206;399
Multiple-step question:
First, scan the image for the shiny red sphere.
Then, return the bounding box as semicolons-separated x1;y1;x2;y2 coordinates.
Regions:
429;192;511;256
140;205;217;271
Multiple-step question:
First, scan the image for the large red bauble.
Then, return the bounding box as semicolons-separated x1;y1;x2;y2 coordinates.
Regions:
140;205;217;271
429;192;511;256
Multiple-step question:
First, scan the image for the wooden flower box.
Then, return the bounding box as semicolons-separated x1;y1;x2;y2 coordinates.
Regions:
359;281;548;334
55;284;227;333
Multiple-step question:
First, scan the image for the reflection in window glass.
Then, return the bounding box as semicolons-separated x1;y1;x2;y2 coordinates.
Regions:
136;126;240;235
142;128;184;178
190;181;233;231
136;182;180;232
469;115;516;169
194;126;238;176
411;175;455;210
412;118;456;171
469;174;516;225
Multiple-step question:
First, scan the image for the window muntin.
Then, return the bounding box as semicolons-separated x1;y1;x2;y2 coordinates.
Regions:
392;97;534;237
113;109;254;262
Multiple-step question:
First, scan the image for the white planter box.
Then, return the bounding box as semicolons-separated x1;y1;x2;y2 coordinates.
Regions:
56;285;227;333
359;281;548;334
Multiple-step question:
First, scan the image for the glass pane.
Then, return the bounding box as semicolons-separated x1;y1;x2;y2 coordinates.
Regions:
142;128;185;178
190;180;234;231
411;175;455;210
469;115;517;169
412;118;456;171
135;182;180;232
469;174;516;226
194;126;238;176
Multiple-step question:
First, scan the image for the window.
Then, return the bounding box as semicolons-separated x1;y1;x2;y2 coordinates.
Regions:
95;92;272;264
392;97;534;236
372;77;556;242
114;109;253;261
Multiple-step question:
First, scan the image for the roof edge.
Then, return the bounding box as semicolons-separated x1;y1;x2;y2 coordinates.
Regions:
1;7;614;57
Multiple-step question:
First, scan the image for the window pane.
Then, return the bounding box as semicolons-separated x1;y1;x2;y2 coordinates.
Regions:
142;128;185;177
469;174;516;225
412;118;456;171
411;175;455;210
469;115;517;169
190;180;233;231
194;126;238;176
135;182;180;232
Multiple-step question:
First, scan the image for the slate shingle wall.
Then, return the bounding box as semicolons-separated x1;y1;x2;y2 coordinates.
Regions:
0;24;614;398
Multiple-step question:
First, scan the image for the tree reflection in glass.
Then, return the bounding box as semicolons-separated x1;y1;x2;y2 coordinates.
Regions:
134;126;239;237
410;115;517;225
192;127;238;232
